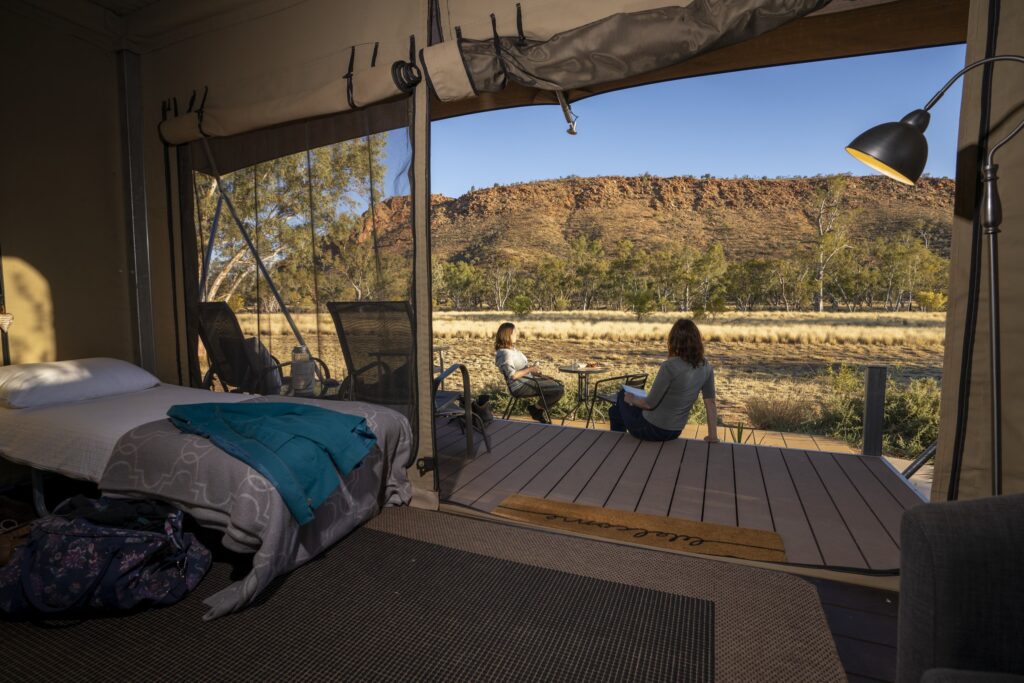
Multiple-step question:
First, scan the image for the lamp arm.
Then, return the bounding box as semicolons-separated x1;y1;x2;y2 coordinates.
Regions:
922;55;1024;166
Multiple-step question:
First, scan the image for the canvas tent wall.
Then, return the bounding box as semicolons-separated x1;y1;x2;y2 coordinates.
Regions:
0;4;135;366
4;0;1019;502
932;0;1024;500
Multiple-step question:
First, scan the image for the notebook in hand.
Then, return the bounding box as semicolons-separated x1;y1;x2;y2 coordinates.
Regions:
622;385;648;399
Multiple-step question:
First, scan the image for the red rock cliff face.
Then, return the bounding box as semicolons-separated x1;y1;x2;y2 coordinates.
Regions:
368;175;954;263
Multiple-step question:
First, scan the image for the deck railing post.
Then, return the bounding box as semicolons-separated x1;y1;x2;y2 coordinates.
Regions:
863;366;887;456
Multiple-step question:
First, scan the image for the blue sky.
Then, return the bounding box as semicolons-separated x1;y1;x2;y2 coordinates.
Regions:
428;44;967;198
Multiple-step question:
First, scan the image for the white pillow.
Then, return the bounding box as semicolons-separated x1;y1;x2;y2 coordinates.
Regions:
0;358;160;408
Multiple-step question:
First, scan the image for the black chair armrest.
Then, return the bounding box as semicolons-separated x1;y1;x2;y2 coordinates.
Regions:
898;494;1024;683
592;374;649;404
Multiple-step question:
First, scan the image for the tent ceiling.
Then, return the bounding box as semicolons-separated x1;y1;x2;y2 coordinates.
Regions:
87;0;159;18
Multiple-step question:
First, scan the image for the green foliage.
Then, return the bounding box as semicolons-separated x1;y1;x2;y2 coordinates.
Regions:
883;377;941;457
437;261;484;309
815;365;869;446
814;365;941;458
915;290;948;312
627;288;657;321
508;294;533;318
195;133;408;310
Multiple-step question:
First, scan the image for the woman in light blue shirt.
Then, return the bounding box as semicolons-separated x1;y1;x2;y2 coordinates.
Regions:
494;322;565;423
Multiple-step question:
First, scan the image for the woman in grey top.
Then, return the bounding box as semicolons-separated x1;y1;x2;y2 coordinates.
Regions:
494;322;565;423
610;319;720;443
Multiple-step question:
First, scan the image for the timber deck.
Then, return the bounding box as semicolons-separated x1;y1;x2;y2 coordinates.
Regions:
435;417;925;571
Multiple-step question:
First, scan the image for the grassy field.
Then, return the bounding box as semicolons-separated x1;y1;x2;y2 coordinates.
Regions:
231;310;945;432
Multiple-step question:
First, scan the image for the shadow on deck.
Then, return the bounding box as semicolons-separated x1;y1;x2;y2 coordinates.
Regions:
434;417;925;572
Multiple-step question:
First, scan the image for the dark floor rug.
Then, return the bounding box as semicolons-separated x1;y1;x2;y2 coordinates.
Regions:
0;526;714;682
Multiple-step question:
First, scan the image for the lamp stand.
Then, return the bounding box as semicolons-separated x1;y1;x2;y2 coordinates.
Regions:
981;163;1003;495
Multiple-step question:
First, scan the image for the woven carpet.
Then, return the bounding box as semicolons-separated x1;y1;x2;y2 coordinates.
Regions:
493;494;786;562
0;507;843;682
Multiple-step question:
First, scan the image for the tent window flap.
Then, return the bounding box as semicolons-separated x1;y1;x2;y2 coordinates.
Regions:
420;0;829;102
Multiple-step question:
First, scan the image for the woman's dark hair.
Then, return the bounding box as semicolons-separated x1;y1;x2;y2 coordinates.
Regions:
668;319;705;368
495;322;516;351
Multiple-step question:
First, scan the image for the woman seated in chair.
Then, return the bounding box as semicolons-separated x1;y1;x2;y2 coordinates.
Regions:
610;318;720;443
494;322;565;424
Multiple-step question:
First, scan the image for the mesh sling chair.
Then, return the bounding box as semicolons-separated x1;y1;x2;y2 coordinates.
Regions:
585;373;649;428
327;300;488;459
197;301;332;395
501;375;560;424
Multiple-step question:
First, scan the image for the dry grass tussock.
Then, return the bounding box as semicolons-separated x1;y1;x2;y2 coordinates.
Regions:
432;310;945;346
236;310;945;346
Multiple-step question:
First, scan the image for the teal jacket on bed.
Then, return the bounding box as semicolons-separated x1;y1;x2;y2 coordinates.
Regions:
167;402;377;525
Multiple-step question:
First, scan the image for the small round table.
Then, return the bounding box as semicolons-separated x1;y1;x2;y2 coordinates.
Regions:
557;365;610;425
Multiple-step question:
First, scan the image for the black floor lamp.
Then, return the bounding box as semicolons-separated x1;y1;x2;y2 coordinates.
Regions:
846;55;1024;496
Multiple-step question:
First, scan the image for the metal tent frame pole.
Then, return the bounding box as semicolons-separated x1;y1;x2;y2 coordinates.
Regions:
199;137;307;348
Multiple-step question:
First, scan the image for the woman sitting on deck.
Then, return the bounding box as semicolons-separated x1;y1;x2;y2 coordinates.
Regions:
610;318;720;443
494;322;565;424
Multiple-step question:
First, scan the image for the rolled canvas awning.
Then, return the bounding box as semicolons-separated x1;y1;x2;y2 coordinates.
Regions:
419;0;829;103
158;38;421;145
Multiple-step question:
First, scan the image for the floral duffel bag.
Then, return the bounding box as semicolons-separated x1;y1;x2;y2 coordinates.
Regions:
0;496;211;619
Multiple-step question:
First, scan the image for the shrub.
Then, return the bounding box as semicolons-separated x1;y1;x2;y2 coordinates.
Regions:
814;365;941;457
627;289;658;321
915;290;948;312
883;377;941;457
508;294;533;318
745;395;816;432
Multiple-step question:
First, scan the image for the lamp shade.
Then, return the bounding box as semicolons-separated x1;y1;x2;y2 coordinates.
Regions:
846;109;931;185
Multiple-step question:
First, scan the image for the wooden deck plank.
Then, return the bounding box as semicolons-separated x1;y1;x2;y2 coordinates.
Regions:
435;423;524;484
757;447;824;566
862;456;925;509
604;440;663;512
701;441;736;526
732;444;774;532
439;422;543;495
781;449;867;569
575;435;643;507
670;439;708;521
781;433;821;450
514;429;606;500
808;451;900;570
434;421;495;459
436;421;524;472
471;429;600;512
447;425;580;508
833;454;906;545
435;418;515;454
546;431;624;503
635;439;686;517
520;430;614;499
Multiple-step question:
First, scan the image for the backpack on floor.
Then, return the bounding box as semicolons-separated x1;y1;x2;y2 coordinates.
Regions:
0;496;211;619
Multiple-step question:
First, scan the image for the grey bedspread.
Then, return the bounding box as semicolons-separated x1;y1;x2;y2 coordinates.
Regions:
99;397;413;619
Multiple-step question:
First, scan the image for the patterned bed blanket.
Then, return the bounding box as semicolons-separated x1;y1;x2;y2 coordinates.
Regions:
99;397;413;619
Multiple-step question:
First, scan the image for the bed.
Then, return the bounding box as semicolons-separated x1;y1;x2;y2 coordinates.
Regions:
0;359;413;619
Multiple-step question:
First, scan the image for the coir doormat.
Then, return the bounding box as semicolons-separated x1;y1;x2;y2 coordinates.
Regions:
494;494;786;562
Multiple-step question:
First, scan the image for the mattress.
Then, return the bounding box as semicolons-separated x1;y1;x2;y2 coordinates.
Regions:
0;384;248;482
